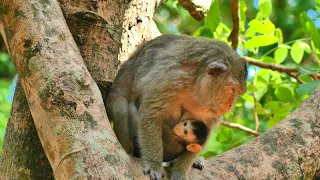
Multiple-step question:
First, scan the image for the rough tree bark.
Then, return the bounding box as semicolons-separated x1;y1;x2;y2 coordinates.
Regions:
0;0;319;179
0;79;54;179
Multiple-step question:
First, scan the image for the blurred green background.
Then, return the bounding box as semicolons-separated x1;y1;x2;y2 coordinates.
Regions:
0;0;319;158
154;0;320;157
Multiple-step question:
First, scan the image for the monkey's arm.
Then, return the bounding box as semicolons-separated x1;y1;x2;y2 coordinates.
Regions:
106;91;133;154
138;109;164;179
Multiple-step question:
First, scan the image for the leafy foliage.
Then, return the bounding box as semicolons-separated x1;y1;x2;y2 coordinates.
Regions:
155;0;319;158
0;51;16;155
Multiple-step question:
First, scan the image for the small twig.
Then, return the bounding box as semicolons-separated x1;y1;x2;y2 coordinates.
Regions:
220;121;261;136
244;56;320;83
252;90;260;132
286;72;305;84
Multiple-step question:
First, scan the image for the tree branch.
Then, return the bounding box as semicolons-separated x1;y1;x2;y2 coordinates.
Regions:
220;121;261;136
178;0;212;21
228;0;239;50
190;86;320;179
245;56;320;83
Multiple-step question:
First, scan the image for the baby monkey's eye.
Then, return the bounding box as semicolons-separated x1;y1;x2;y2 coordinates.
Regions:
184;130;188;135
232;87;236;93
183;122;188;126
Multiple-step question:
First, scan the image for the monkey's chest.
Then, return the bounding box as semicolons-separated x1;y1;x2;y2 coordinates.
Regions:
170;95;214;125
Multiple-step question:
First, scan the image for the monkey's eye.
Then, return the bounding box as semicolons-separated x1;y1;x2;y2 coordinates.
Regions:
183;122;188;126
232;87;236;93
184;130;188;135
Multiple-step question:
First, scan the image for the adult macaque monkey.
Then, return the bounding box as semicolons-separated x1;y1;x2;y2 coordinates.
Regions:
107;34;247;179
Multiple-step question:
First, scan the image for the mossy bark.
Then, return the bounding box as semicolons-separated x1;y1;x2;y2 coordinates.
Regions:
0;80;54;180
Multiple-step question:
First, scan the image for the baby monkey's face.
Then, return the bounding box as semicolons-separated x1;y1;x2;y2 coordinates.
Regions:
172;120;197;144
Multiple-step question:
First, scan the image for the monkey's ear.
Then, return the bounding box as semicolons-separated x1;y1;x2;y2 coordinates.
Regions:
186;144;202;153
207;62;228;76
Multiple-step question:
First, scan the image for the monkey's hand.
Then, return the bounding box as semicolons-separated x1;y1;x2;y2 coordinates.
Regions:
143;160;163;180
192;157;204;170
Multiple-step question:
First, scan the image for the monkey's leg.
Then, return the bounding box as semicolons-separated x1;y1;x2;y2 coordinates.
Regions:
107;92;133;154
169;151;198;180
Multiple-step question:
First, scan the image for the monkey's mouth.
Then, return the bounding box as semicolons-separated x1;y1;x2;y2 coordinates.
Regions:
174;134;184;142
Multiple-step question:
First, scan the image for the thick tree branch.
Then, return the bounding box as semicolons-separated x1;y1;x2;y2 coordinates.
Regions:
0;80;54;180
220;121;261;136
228;0;240;50
190;86;320;179
1;0;132;178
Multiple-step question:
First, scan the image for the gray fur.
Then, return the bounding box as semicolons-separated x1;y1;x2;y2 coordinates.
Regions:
106;34;247;180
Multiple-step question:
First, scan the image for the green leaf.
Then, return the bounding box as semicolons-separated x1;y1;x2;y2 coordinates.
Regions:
201;150;217;158
245;19;275;37
300;42;311;53
290;41;304;64
296;80;320;95
216;129;234;143
274;87;293;102
258;0;272;19
278;44;291;49
254;69;270;95
261;56;275;63
274;47;288;64
300;13;320;51
205;0;221;32
275;28;283;44
244;36;278;49
297;67;320;76
193;27;213;38
267;114;284;128
265;101;282;110
239;0;247;32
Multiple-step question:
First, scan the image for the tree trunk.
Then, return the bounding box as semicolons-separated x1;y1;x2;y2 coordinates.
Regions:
0;79;54;180
0;0;319;179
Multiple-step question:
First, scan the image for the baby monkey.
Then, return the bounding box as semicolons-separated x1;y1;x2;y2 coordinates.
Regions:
133;119;209;163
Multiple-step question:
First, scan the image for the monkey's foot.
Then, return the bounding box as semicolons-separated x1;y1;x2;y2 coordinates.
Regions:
143;161;163;180
192;158;204;170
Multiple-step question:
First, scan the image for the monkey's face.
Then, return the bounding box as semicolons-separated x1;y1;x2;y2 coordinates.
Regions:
196;58;247;116
172;120;197;144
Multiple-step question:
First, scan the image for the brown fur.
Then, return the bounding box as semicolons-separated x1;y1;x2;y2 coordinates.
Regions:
106;34;247;179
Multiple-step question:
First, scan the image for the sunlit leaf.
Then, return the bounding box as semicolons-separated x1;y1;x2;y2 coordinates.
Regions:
278;44;291;49
275;87;293;102
275;28;283;44
274;47;288;64
258;0;272;19
239;0;247;32
265;101;282;110
254;69;270;95
290;41;304;64
205;0;220;32
261;56;275;63
245;19;275;37
244;36;278;49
